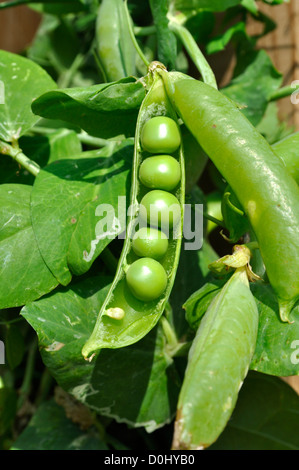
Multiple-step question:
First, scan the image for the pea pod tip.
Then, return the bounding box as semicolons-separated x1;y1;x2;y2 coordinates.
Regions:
278;298;297;324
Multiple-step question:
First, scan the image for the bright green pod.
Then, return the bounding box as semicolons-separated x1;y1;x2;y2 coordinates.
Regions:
82;64;185;359
162;72;299;322
173;268;259;450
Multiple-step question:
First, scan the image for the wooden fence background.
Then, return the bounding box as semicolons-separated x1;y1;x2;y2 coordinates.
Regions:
0;1;299;393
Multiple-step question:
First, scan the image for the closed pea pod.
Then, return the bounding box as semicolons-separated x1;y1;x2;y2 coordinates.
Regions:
95;0;136;82
161;72;299;322
173;266;259;450
82;63;185;359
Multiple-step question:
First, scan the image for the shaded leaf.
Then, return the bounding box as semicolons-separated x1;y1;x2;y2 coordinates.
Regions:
211;372;299;450
222;50;283;126
11;399;108;450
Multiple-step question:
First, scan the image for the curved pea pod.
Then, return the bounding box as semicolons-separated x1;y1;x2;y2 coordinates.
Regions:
82;65;185;359
172;267;259;450
161;72;299;323
95;0;136;82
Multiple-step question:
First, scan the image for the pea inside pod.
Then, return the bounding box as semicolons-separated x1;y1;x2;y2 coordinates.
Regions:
139;154;181;191
82;65;185;358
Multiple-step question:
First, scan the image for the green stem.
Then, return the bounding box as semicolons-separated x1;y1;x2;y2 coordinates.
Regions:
17;339;38;410
161;316;178;349
34;368;54;407
124;0;150;68
57;53;85;89
100;247;119;274
191;204;226;229
168;20;218;89
0;140;40;177
78;132;111;148
32;127;111;148
269;84;299;102
134;25;156;37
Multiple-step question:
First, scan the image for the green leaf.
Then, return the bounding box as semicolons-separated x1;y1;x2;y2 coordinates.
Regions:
31;78;146;139
21;275;181;431
210;372;299;450
250;283;299;377
30;140;132;286
0;50;56;142
222;50;283;126
0;184;58;309
256;102;293;145
11;399;108;450
149;0;177;70
206;22;249;55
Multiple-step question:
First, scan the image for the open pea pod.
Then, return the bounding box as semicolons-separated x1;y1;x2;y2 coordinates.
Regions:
173;266;259;450
82;64;185;359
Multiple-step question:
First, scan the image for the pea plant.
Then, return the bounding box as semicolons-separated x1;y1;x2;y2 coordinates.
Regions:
0;0;299;452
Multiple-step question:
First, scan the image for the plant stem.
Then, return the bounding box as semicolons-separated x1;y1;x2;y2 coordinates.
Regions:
57;53;85;89
134;25;156;37
168;20;218;89
32;126;111;148
78;132;112;148
269;84;299;102
124;0;150;68
100;247;119;274
0;140;40;177
17;339;38;410
191;204;226;229
34;368;54;407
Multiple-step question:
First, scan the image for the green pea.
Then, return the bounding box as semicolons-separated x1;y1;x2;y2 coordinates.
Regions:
140;116;181;154
140;190;181;229
132;227;169;260
139;155;181;191
126;257;168;302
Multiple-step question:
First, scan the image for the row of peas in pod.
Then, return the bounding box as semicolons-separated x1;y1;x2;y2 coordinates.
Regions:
125;115;182;302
